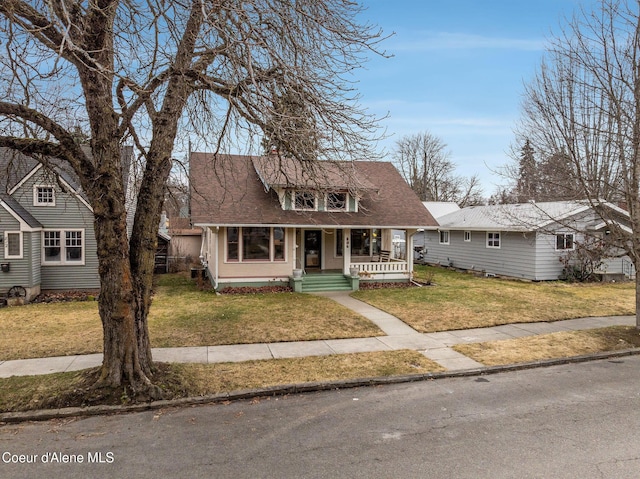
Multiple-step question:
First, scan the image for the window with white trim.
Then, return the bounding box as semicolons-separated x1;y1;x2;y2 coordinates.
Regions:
226;227;286;262
42;230;84;264
34;185;55;206
464;231;471;242
293;191;317;211
556;233;574;250
350;229;381;256
487;231;501;248
439;230;450;245
326;192;347;211
4;231;23;259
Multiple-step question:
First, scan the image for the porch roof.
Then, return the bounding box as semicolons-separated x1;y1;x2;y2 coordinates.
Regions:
190;153;438;229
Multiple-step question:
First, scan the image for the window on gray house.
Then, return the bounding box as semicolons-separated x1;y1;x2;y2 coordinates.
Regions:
556;233;574;250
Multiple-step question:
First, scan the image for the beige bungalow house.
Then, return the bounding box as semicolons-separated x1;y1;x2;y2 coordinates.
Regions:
190;153;438;291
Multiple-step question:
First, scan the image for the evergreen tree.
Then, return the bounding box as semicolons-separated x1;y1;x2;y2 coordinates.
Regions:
515;139;537;201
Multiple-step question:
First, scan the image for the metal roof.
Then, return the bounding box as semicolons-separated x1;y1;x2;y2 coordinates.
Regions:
435;201;599;231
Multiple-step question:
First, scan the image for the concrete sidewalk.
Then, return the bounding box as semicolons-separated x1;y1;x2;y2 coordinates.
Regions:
0;291;635;378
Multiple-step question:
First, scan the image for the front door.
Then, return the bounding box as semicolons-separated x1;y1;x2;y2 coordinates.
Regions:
304;230;322;270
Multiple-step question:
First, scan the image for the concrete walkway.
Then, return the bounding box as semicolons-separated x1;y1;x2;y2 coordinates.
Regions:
0;291;636;378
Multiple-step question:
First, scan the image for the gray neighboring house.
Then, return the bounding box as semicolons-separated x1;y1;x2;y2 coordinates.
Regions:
413;202;459;260
0;147;134;301
422;200;634;281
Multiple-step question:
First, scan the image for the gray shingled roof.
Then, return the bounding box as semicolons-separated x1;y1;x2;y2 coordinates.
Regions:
0;145;134;201
190;153;438;229
0;194;43;228
435;201;610;231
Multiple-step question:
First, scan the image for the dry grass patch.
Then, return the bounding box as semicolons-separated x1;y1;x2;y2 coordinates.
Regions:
171;350;444;395
453;326;640;366
353;265;635;332
149;277;381;347
0;351;443;413
0;273;382;361
0;301;102;361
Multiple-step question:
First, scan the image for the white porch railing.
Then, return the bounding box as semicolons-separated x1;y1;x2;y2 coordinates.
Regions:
350;261;408;275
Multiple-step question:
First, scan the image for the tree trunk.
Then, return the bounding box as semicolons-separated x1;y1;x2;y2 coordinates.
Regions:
91;176;154;391
636;266;640;330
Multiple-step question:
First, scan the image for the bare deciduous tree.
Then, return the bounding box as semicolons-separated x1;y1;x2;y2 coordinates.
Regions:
0;1;385;395
392;131;484;207
518;0;640;327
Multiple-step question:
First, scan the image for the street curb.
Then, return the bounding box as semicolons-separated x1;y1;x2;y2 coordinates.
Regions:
2;347;640;424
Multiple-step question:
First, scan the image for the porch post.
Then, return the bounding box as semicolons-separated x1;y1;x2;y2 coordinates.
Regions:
407;229;416;279
342;228;351;275
382;229;393;256
213;226;219;288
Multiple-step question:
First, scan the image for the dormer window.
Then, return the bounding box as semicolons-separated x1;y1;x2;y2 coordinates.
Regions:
326;192;347;211
293;191;316;211
34;185;55;206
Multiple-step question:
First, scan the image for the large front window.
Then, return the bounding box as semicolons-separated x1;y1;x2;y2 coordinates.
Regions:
350;229;381;256
226;227;286;262
42;230;84;264
243;227;270;260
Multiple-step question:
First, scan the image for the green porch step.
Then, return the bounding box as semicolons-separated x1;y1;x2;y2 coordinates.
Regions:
300;273;353;292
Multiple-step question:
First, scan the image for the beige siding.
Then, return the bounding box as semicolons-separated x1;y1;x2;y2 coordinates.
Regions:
217;227;295;279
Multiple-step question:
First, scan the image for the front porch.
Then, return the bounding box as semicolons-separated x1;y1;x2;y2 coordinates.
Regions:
290;260;411;292
294;227;416;281
200;226;417;291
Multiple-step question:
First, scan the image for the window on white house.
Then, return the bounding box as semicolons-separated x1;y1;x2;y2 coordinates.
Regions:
34;186;55;206
274;227;285;260
439;230;450;245
242;227;270;260
293;191;316;210
336;229;343;257
42;230;84;264
227;227;239;261
326;192;347;211
350;229;381;256
464;231;471;242
4;232;22;259
487;232;501;248
556;233;574;250
227;227;286;262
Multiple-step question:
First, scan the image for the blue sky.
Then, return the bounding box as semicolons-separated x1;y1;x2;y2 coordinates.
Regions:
356;0;592;196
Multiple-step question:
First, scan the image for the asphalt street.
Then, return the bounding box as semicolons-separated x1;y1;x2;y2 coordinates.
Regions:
2;356;640;478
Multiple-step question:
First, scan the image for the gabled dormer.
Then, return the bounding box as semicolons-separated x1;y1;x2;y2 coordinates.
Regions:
283;189;357;212
252;155;376;213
